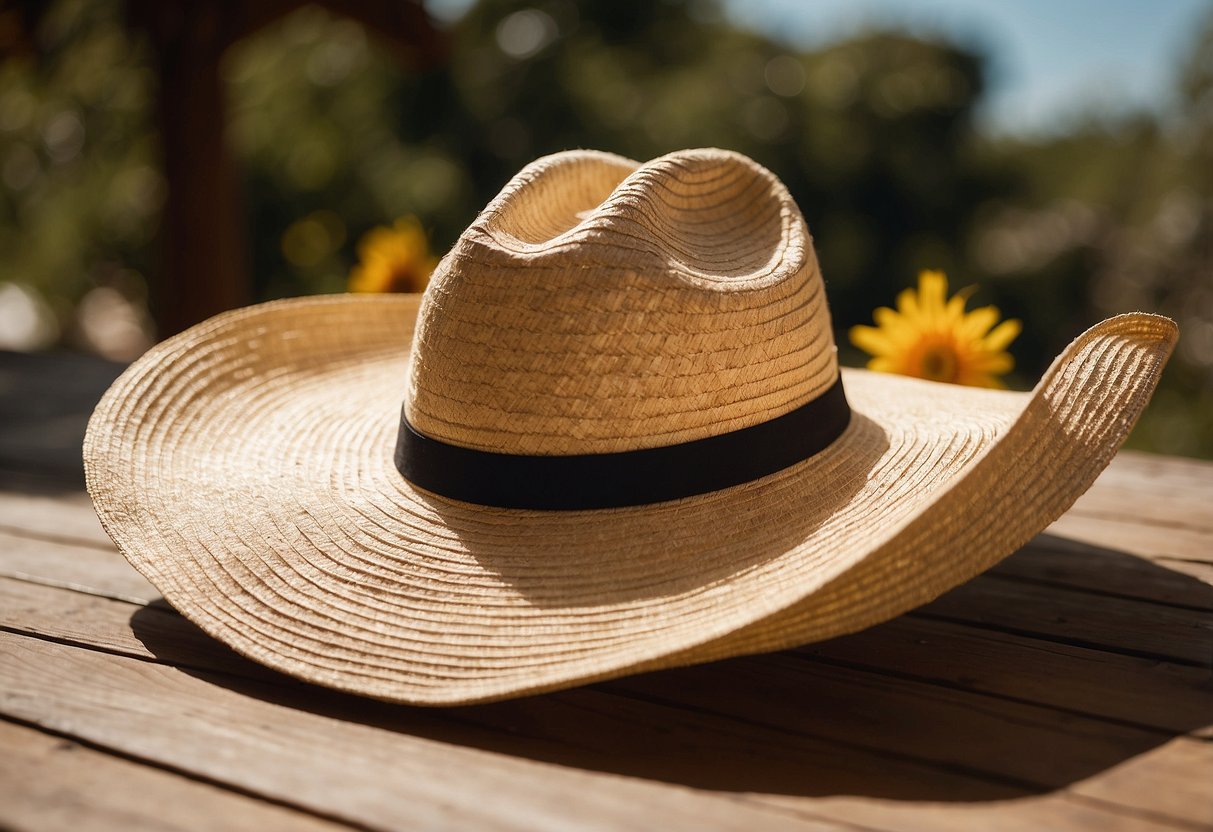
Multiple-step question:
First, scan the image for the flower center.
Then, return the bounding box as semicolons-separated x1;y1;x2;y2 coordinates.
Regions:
387;264;425;293
919;344;958;382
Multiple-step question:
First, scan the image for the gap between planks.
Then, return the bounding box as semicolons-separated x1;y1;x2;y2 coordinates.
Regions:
2;579;1211;831
0;716;365;832
2;629;1207;832
0;629;883;832
2;450;1209;550
4;524;1207;673
2;518;1210;733
2;534;1210;726
1;450;1210;831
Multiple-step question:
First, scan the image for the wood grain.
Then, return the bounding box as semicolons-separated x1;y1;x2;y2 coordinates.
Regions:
1;448;1210;831
919;570;1212;665
4;450;1208;553
800;615;1213;737
6;567;1207;741
0;491;110;546
0;631;849;832
4;628;1206;831
2;573;1210;827
0;718;353;832
989;533;1213;607
1048;512;1213;563
0;529;157;603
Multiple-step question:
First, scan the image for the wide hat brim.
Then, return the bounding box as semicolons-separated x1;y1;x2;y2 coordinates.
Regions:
85;294;1175;705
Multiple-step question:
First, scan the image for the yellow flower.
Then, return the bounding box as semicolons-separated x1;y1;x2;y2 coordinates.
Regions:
849;270;1021;388
348;217;439;294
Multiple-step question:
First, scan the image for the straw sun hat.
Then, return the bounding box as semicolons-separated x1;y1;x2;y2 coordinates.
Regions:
85;148;1177;706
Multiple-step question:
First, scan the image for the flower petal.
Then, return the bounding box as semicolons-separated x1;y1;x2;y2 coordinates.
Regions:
969;351;1014;374
960;305;1000;339
982;318;1022;351
849;325;896;357
872;306;901;327
917;270;948;318
896;287;921;321
858;272;1017;389
944;293;967;325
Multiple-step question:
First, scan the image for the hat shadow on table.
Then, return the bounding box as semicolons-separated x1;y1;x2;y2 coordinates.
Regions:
423;412;887;606
89;147;1178;707
129;535;1212;803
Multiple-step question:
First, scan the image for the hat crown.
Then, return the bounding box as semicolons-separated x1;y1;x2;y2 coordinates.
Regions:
404;148;839;455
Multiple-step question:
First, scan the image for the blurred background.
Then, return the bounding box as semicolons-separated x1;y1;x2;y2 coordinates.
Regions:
1;0;1210;457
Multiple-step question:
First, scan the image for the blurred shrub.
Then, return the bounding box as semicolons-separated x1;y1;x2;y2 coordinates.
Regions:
0;0;158;356
227;0;997;343
1;0;1210;455
966;21;1213;457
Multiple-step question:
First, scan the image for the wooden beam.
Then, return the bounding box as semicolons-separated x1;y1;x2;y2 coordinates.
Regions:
129;0;250;336
124;0;447;337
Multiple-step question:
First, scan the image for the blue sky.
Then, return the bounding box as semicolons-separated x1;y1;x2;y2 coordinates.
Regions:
721;0;1211;134
427;0;1212;136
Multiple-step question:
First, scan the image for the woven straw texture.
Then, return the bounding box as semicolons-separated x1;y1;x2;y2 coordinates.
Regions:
407;149;835;455
85;149;1177;706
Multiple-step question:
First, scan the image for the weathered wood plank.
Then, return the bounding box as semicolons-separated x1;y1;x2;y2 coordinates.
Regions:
4;630;1206;832
4;577;1210;828
1046;512;1212;563
6;567;1209;748
1065;738;1213;828
920;572;1213;666
0;718;354;832
1069;484;1213;536
0;491;110;547
605;657;1213;828
799;616;1213;738
0;631;851;832
0;576;211;663
760;787;1208;832
1068;453;1213;535
1098;452;1213;495
0;577;300;690
989;534;1213;608
1157;557;1213;587
3;450;1208;556
0;529;156;604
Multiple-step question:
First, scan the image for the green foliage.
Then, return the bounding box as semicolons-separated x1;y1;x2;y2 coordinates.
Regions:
0;0;158;339
1;0;1211;455
229;0;999;347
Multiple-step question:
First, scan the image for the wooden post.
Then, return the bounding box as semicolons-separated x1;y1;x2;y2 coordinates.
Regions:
127;0;446;337
128;3;249;337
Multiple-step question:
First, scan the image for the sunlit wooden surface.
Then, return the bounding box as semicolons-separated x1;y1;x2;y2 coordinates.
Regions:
1;350;1210;831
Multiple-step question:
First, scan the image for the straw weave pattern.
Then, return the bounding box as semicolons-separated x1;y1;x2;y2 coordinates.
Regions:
406;149;837;454
84;295;1174;704
83;147;1178;705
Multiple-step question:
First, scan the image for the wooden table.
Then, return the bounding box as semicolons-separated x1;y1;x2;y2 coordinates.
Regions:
1;350;1211;831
